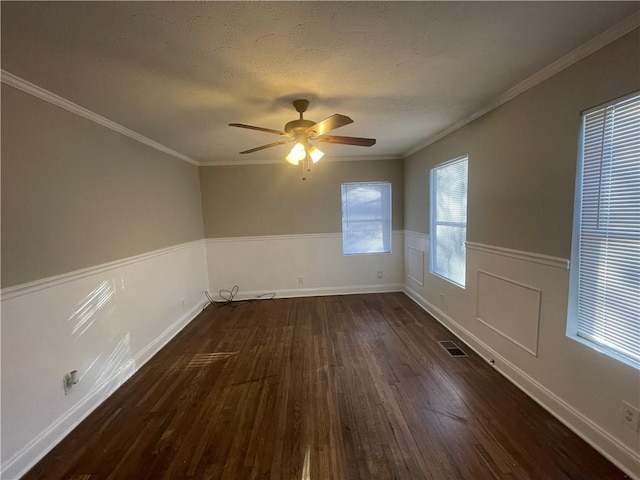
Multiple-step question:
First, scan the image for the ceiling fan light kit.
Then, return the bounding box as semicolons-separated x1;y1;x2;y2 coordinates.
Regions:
308;145;324;163
230;99;376;179
285;142;307;165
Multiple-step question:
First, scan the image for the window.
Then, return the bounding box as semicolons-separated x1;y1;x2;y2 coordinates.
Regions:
341;182;392;255
430;156;468;287
568;92;640;367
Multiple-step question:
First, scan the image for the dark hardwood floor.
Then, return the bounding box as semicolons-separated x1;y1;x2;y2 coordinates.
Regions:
24;293;626;479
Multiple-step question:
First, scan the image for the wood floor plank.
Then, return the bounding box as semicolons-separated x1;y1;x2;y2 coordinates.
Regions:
23;293;628;479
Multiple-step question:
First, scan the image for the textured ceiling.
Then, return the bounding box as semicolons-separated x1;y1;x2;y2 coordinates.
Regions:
1;2;638;164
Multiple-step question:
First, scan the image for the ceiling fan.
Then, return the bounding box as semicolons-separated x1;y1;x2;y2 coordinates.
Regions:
229;99;376;168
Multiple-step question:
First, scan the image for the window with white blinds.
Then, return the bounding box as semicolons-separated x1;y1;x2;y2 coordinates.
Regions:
430;156;468;287
341;182;392;255
568;92;640;367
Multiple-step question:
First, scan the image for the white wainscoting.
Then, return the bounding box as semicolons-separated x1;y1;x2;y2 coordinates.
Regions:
205;232;404;300
475;270;541;357
406;247;424;285
404;231;429;290
0;240;209;480
403;232;640;479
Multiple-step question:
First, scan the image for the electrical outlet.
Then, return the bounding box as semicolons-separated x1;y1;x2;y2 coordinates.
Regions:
377;270;383;278
298;276;304;285
621;401;640;432
440;293;445;305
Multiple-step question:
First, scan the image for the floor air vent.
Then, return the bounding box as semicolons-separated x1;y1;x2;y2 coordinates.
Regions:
438;340;468;357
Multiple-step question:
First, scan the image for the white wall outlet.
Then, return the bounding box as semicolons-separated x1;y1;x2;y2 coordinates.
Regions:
377;270;383;278
621;401;640;432
439;293;445;305
298;276;304;285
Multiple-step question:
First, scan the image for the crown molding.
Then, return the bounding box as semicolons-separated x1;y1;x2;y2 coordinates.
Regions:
3;11;637;166
199;154;403;167
0;71;398;167
403;12;640;158
0;70;199;166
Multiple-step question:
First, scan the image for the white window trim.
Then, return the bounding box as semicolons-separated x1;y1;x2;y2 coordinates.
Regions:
566;91;640;370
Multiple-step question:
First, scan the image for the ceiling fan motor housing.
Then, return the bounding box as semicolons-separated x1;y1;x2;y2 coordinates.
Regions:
286;99;315;135
284;119;315;135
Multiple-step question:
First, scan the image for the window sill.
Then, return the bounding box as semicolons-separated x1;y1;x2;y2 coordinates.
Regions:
566;332;640;371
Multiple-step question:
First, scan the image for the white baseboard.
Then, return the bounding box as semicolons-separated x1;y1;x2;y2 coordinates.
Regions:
403;286;640;480
209;283;404;302
205;232;405;298
133;300;207;366
1;300;207;480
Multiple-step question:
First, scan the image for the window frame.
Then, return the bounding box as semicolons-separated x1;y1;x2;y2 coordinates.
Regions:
566;91;640;369
429;155;469;288
341;181;392;256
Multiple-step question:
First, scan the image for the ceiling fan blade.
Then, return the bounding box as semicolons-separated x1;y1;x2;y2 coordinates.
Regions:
306;114;353;136
314;135;376;147
240;140;292;154
229;123;288;136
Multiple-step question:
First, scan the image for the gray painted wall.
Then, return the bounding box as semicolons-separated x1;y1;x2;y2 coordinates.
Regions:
199;160;404;238
402;28;640;475
404;29;639;258
1;86;205;287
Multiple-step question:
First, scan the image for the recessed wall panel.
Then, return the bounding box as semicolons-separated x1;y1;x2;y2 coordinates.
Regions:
476;270;541;356
406;246;424;285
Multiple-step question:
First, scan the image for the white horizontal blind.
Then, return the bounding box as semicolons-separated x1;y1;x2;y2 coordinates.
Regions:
342;182;391;255
575;93;640;363
430;156;468;287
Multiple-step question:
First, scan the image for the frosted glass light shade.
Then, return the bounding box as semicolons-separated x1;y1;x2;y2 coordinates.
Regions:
286;143;306;165
308;146;324;163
